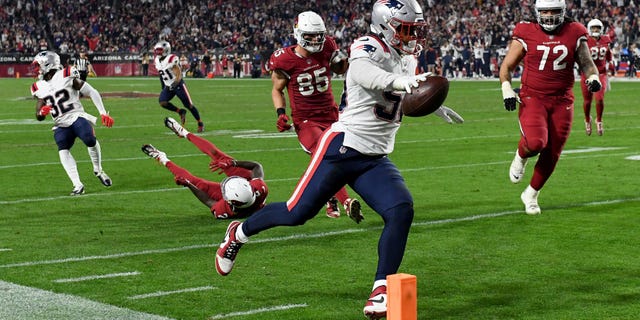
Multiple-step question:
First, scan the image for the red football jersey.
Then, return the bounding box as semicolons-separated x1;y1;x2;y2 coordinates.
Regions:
211;178;268;219
268;36;340;122
586;35;612;74
513;21;588;96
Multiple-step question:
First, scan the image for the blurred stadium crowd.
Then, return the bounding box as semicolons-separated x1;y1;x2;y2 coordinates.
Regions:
2;0;638;77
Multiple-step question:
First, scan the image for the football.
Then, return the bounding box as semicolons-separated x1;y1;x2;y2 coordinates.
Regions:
400;76;449;117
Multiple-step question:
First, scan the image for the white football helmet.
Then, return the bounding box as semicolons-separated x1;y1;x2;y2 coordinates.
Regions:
294;11;326;53
534;0;566;32
370;0;426;55
154;40;171;57
221;176;256;209
587;18;604;37
32;51;62;75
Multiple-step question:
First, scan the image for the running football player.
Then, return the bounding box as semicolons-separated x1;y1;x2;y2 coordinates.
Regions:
580;18;613;136
154;40;205;132
31;51;114;195
267;11;362;222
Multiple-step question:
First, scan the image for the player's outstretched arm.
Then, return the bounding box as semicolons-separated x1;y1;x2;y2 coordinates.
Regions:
182;179;216;208
233;160;264;180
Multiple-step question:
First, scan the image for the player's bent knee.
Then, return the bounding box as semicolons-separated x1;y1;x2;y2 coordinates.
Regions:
524;139;545;154
383;202;414;226
80;135;97;147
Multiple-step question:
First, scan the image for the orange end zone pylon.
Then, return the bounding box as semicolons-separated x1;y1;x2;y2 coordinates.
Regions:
387;273;417;320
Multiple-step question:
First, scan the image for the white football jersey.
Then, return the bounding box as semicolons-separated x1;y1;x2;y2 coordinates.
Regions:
31;67;96;128
154;54;180;87
332;35;418;155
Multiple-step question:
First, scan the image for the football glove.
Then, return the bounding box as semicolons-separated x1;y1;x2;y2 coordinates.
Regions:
501;81;520;111
330;50;348;65
391;72;432;93
38;105;52;117
101;113;114;127
585;74;602;92
209;158;235;175
434;106;464;124
276;113;291;132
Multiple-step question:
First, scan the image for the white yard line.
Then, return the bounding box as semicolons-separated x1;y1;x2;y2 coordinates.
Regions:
208;303;308;320
2;196;638;270
128;286;216;300
1;150;636;205
53;271;141;283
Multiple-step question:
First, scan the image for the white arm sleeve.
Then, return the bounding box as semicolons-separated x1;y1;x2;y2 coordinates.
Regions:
79;82;107;115
348;58;398;91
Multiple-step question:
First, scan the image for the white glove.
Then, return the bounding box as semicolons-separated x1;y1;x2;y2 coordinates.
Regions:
391;72;433;93
330;50;348;64
434;105;464;124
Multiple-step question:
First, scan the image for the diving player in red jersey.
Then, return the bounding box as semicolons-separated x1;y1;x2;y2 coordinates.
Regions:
500;0;601;215
267;11;363;223
141;117;268;220
580;18;613;136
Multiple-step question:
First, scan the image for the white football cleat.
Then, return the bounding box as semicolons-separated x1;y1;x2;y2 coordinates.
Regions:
596;121;603;136
141;144;169;165
94;171;112;187
325;197;340;218
521;186;541;215
363;285;387;319
344;198;364;224
165;117;189;138
70;185;85;196
585;120;592;136
509;150;528;183
215;221;245;276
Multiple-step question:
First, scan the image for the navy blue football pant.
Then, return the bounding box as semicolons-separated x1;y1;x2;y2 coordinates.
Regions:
53;117;96;150
243;130;414;281
159;80;195;109
159;80;202;122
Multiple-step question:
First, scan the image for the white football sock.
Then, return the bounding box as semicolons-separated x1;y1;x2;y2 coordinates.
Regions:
373;279;387;290
235;223;249;243
59;149;82;187
88;140;102;173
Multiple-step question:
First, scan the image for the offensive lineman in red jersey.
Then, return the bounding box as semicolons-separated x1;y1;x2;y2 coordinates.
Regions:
500;0;602;215
268;11;363;223
580;18;613;136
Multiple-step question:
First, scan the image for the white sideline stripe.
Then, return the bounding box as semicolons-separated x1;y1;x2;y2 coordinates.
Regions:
561;146;625;154
0;280;175;320
2;196;638;269
0;187;186;205
0;248;12;252
53;271;141;283
128;286;216;300
208;303;308;320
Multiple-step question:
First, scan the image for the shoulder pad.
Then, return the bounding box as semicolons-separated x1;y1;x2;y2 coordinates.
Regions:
168;54;180;65
349;35;390;64
63;66;80;78
30;82;40;95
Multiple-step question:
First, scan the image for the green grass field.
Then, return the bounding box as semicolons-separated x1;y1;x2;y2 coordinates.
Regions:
1;77;639;320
